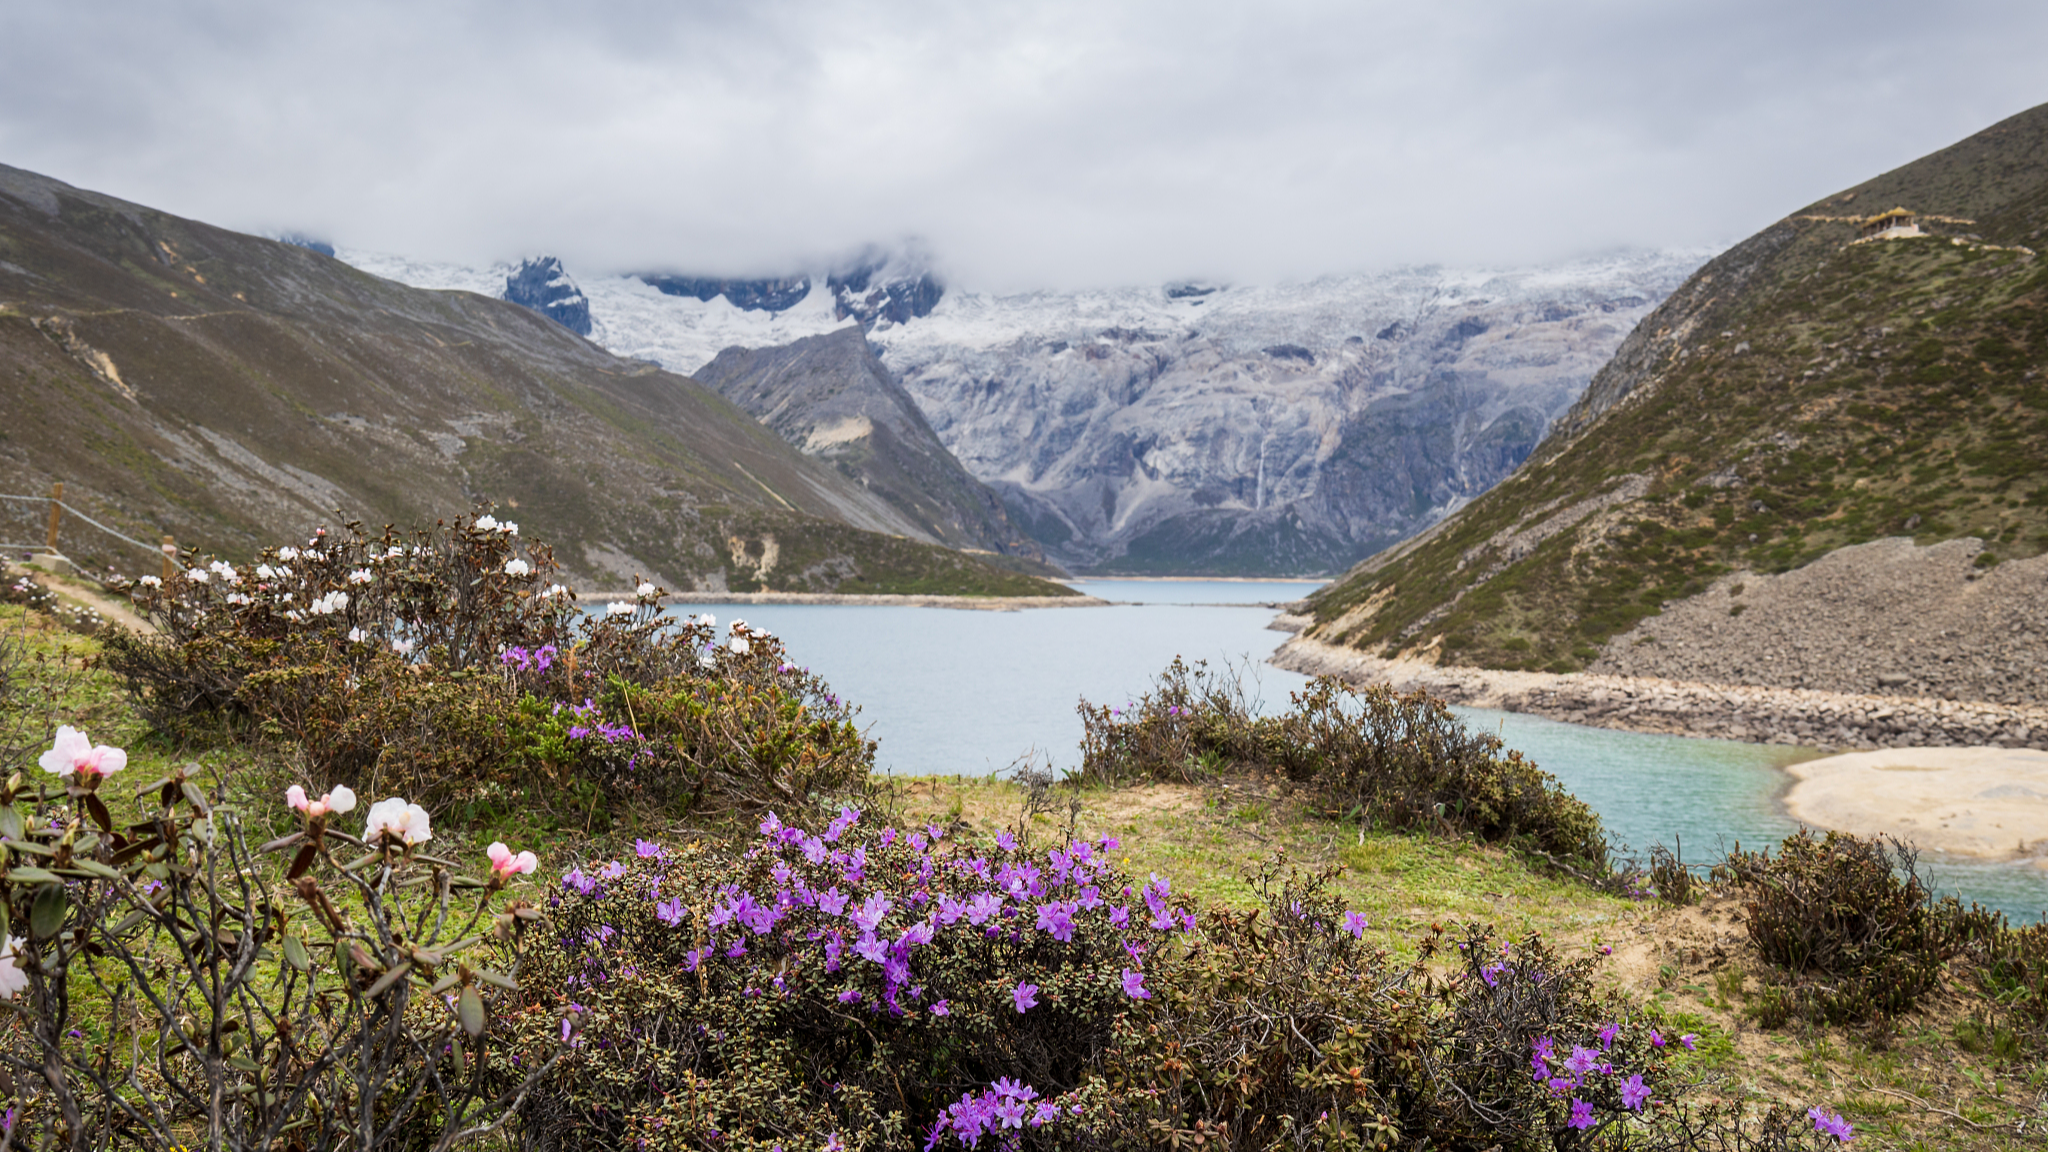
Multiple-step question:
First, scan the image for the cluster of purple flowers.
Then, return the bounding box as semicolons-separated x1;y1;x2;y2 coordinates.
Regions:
550;696;637;744
550;806;1377;1149
499;644;559;673
1529;1022;1668;1131
1806;1106;1854;1142
928;1078;1066;1149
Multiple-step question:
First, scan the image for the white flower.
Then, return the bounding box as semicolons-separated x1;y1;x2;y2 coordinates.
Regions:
504;559;532;577
730;619;746;631
729;636;750;655
286;783;356;819
698;652;717;669
348;568;373;584
474;515;500;532
544;583;567;598
0;935;26;1000
347;627;367;643
209;560;239;583
636;582;657;598
255;564;277;580
228;593;252;605
304;549;324;561
386;545;406;559
138;575;161;588
277;547;299;561
392;637;416;656
500;521;519;535
186;568;210;584
39;726;126;781
309;590;348;616
697;613;716;628
285;609;304;622
364;797;431;847
605;601;635;617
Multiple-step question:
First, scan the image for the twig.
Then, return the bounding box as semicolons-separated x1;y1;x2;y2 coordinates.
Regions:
1856;1079;2033;1135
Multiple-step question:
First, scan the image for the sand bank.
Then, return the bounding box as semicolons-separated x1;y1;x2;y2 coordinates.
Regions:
1782;747;2048;865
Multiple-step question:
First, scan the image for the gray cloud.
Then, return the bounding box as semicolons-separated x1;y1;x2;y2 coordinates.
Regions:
3;0;2043;288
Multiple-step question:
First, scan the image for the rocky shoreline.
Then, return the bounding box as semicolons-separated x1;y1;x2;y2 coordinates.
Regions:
1273;635;2048;753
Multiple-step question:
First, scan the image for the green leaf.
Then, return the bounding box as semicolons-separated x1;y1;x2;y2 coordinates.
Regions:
283;935;311;972
457;985;485;1039
3;840;55;857
364;961;412;1000
8;867;61;885
470;966;520;992
0;806;21;841
30;882;67;938
180;781;210;813
63;859;120;881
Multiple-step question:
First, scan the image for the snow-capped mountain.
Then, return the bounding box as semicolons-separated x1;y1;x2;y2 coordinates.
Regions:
337;244;1713;574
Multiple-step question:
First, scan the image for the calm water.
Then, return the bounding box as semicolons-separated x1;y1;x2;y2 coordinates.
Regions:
629;580;2046;920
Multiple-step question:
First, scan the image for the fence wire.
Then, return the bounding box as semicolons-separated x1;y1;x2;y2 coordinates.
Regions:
0;492;170;574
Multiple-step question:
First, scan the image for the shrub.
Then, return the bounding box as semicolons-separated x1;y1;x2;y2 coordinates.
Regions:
0;724;562;1150
493;808;1175;1150
99;511;872;828
1727;829;1962;1026
1080;663;1610;871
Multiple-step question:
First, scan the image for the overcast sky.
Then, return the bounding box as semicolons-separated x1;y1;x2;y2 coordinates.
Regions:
3;0;2043;289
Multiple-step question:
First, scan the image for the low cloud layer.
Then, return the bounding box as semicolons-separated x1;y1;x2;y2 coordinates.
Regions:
3;0;2044;288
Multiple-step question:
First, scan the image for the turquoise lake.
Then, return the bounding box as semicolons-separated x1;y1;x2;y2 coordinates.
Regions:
636;580;2046;921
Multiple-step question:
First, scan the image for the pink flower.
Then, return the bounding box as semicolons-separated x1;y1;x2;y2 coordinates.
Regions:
38;726;125;782
1343;911;1369;938
286;784;357;819
487;842;538;879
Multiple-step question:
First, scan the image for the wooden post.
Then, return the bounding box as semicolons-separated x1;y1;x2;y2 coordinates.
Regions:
44;482;62;552
161;536;177;581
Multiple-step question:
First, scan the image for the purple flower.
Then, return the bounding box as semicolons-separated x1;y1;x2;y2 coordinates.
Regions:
1012;981;1039;1013
992;1077;1036;1100
930;999;950;1016
1807;1107;1853;1142
1481;963;1506;988
1598;1022;1621;1049
1121;968;1152;1000
994;1098;1026;1129
634;838;664;857
655;898;687;927
1035;901;1077;941
837;989;861;1004
996;830;1018;852
599;860;627;881
1565;1045;1599;1076
1108;905;1130;929
824;1133;846;1152
818;886;849;917
855;934;889;965
1343;911;1369;938
758;811;782;837
851;892;893;934
1678;1033;1698;1052
965;892;1003;925
937;894;969;924
1032;1101;1058;1127
1568;1098;1595;1130
1620;1074;1651;1111
1649;1028;1665;1048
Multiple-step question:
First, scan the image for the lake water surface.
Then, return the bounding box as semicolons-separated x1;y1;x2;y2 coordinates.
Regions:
643;581;2045;920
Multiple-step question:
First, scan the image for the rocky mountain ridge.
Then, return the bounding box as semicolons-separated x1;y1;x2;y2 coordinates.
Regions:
343;245;1708;575
0;163;1072;599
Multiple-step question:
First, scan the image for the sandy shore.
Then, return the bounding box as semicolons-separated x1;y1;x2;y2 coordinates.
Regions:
579;591;1109;611
1783;747;2048;866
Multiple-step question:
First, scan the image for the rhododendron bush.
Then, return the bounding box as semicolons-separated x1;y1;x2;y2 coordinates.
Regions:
100;511;871;825
0;726;563;1150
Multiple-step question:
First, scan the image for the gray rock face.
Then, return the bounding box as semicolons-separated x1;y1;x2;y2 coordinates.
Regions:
503;256;592;336
693;327;1042;560
873;253;1705;575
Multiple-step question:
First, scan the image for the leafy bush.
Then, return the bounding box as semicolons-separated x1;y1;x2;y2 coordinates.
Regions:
99;512;872;828
1727;829;1965;1026
1080;662;1610;870
0;723;562;1150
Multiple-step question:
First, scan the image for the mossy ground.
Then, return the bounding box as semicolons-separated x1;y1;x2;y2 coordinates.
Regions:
9;604;2045;1148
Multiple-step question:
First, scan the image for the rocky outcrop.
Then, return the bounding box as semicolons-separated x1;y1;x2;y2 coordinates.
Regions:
503;256;593;336
692;326;1045;561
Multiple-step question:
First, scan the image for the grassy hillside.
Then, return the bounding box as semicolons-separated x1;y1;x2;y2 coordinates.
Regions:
1305;102;2048;670
0;164;1073;597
